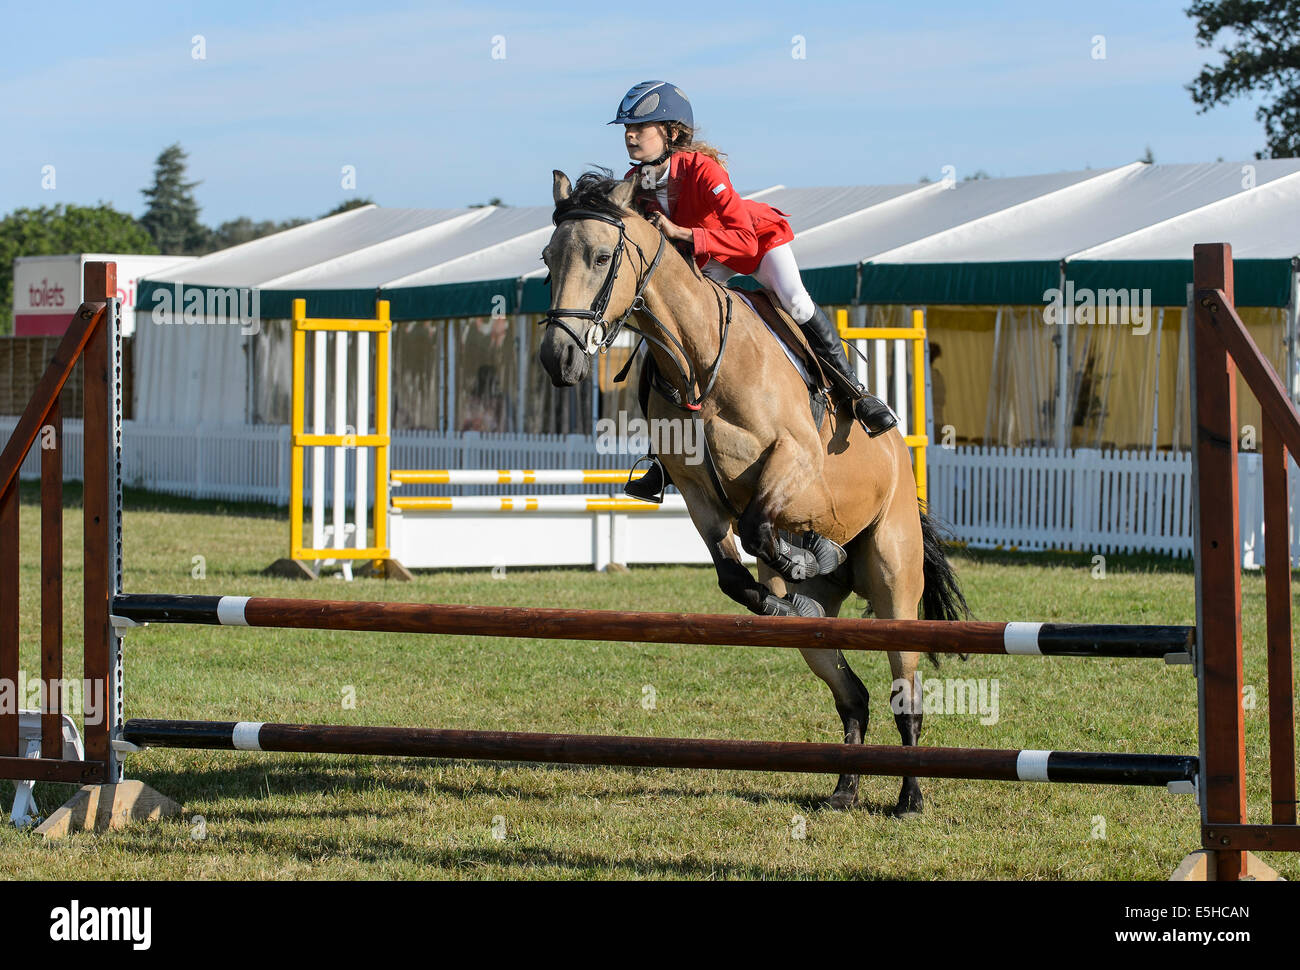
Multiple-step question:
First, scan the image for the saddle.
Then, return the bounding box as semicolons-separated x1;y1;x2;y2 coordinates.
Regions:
626;285;848;433
735;288;858;431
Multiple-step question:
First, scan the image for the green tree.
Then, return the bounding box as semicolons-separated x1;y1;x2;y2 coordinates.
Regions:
323;198;375;217
0;203;155;335
1187;0;1300;157
139;143;209;253
211;217;303;249
208;201;371;249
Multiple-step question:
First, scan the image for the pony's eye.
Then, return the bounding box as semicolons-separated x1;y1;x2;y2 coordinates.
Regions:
596;254;611;266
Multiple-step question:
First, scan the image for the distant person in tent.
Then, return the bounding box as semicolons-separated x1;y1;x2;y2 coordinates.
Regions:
608;81;898;502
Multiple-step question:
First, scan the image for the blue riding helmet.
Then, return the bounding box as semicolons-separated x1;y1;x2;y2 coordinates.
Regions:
608;81;693;128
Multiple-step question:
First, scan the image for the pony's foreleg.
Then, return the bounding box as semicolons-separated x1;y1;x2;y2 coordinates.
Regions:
709;534;825;618
735;436;845;583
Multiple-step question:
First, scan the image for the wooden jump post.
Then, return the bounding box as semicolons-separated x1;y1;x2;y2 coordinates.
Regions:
1184;242;1299;878
1;254;1297;878
0;264;178;835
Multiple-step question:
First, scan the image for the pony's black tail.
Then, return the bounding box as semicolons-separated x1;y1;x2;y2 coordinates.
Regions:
918;506;972;667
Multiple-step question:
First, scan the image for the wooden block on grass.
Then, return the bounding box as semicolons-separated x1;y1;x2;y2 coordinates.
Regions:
34;781;182;838
1171;849;1285;881
262;557;317;580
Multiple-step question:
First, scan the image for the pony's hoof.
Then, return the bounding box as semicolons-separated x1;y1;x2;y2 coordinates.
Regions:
759;592;825;618
892;791;924;818
800;531;847;574
825;790;858;811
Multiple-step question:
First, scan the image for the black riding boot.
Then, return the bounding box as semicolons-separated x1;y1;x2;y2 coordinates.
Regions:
799;304;899;437
625;453;671;503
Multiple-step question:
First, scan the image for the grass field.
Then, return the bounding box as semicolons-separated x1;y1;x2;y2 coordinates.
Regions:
2;481;1296;880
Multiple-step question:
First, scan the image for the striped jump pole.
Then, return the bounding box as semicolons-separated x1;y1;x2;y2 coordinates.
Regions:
111;594;1194;660
391;494;688;513
121;720;1198;787
391;469;645;486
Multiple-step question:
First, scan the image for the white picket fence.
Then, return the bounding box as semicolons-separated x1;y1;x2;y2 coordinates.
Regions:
3;416;1295;566
926;445;1299;567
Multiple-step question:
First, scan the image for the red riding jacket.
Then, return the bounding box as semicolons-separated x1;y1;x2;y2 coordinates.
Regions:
625;151;793;277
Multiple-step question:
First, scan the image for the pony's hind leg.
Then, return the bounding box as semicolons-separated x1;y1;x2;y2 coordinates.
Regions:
887;651;924;817
857;505;928;817
760;565;864;810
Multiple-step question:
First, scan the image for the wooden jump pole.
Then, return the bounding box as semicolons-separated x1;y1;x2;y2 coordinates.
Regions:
121;719;1198;787
110;593;1194;659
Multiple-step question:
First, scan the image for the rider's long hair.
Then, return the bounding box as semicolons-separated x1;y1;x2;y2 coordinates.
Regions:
662;122;726;167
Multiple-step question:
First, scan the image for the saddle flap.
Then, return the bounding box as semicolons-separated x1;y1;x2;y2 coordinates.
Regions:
733;289;830;393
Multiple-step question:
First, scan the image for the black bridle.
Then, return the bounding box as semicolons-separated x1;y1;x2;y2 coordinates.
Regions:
540;206;732;411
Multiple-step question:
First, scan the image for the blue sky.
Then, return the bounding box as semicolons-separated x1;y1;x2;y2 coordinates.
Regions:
0;0;1265;225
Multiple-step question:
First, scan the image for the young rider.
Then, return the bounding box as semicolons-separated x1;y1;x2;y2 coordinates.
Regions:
609;81;898;502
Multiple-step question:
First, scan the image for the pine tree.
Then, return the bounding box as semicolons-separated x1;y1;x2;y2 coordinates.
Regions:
139;144;209;254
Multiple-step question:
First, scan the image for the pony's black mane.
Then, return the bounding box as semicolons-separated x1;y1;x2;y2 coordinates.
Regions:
553;168;639;223
550;167;701;280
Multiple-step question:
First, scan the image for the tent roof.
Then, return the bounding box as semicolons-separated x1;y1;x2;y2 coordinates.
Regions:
137;160;1300;319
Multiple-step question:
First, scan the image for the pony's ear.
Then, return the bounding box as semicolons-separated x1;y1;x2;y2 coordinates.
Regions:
609;177;636;212
552;170;572;203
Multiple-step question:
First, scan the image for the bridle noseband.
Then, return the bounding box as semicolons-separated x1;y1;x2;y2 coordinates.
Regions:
539;205;733;411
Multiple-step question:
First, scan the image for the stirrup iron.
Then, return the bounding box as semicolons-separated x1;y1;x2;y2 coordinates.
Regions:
624;454;666;504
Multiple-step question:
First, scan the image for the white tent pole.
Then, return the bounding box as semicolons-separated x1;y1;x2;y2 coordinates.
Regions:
1289;262;1299;402
873;305;887;398
1056;265;1069;450
446;321;456;432
516;314;527;432
1150;307;1165;452
984;307;1003;445
852;305;868;385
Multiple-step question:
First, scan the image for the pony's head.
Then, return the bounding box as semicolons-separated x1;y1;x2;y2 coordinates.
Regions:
538;169;646;386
